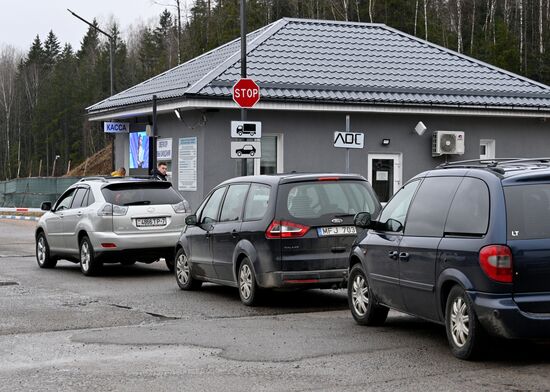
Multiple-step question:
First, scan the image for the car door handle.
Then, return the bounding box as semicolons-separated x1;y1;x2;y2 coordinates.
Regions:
399;252;410;261
231;230;239;239
388;251;399;260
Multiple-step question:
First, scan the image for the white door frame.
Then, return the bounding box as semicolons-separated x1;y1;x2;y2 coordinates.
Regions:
254;133;284;175
367;153;403;195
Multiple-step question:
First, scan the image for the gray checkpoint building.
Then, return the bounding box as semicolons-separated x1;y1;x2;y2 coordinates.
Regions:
87;18;550;208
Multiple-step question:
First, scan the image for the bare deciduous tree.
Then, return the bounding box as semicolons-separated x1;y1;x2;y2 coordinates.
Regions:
0;45;20;179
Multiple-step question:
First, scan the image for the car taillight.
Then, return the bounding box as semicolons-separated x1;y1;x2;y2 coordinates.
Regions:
172;200;190;213
479;245;513;283
97;204;128;216
266;220;310;239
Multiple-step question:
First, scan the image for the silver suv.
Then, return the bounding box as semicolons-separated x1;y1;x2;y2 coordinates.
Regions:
35;177;189;276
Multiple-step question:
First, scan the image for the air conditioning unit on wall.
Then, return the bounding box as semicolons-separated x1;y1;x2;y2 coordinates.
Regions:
432;131;465;157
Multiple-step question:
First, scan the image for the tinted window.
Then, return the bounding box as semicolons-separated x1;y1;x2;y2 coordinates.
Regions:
445;178;489;236
378;180;420;232
55;189;76;211
102;182;182;206
505;184;550;240
220;184;249;222
405;177;461;237
200;187;227;224
86;190;95;206
281;181;378;221
71;188;88;209
244;184;271;221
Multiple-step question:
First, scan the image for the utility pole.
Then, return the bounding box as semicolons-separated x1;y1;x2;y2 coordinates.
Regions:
67;9;116;171
240;0;248;176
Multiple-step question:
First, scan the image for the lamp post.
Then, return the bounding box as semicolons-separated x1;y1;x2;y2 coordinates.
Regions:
67;9;115;170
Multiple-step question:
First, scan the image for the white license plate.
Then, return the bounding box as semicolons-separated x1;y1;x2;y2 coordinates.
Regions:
136;217;167;227
317;226;357;236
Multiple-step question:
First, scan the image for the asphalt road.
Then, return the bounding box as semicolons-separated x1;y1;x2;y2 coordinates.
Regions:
1;219;550;391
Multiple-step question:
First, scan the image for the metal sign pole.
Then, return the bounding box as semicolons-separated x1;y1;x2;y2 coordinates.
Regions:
346;115;350;173
240;0;248;177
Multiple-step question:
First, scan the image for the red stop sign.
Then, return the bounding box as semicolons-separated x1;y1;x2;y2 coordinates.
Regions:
232;79;260;108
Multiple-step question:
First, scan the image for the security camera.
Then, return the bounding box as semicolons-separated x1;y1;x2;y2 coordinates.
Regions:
414;121;427;136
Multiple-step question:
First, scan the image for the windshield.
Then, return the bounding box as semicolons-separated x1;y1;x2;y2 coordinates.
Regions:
102;182;183;206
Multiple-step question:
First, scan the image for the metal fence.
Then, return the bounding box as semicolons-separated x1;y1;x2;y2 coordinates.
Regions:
0;177;82;208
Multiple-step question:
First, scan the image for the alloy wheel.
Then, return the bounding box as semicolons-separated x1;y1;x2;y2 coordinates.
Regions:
239;264;252;300
351;274;369;317
80;241;90;272
37;237;46;265
450;296;470;348
176;253;190;284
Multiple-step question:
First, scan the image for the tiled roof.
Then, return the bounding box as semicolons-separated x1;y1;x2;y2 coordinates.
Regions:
88;18;550;113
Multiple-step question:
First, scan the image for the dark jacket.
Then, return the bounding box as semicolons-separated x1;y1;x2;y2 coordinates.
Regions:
152;168;167;181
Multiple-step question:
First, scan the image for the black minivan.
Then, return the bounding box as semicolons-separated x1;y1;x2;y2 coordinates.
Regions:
175;173;381;305
348;159;550;360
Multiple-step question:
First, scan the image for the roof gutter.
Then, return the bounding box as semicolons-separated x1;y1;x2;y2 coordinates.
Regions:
88;98;550;122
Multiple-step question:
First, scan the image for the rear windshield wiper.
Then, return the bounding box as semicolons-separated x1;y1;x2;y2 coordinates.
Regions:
123;201;151;206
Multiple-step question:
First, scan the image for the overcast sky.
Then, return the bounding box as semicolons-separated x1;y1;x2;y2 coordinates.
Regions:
0;0;190;52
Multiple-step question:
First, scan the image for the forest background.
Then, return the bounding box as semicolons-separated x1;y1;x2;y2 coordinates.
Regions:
0;0;549;179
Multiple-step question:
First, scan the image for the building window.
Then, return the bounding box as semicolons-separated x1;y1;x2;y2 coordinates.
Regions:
247;134;283;175
480;139;496;159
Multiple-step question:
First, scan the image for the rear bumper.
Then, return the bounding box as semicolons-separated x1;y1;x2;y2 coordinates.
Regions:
257;269;348;289
89;231;180;253
469;291;550;339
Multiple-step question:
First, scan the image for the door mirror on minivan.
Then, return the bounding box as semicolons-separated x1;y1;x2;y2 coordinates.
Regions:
41;201;52;211
354;212;372;228
185;214;198;226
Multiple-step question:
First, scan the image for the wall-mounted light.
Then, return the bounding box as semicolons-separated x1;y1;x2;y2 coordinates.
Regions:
414;121;427;136
174;109;182;120
381;138;391;146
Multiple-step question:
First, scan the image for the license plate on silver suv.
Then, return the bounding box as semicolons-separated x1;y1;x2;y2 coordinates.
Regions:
136;217;167;227
317;226;357;236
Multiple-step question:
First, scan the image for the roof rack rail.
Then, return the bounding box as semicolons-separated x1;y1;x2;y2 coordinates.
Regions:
437;158;550;174
79;176;108;182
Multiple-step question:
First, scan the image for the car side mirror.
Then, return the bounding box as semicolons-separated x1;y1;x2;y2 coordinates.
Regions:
41;201;52;211
354;212;372;229
185;214;197;226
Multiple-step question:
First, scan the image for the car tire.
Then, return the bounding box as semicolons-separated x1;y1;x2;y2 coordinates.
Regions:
445;285;487;360
165;255;175;272
237;151;242;156
175;248;202;290
348;263;388;325
238;131;243;136
238;257;261;306
79;236;102;276
250;151;255;157
36;232;57;268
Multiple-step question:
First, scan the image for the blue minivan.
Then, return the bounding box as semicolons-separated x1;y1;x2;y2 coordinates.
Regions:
349;159;550;360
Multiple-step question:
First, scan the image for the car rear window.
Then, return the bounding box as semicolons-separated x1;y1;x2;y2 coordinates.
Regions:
102;182;183;206
277;180;379;223
504;184;550;240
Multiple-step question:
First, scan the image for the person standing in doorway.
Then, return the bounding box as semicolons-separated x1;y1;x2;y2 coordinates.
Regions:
152;161;168;181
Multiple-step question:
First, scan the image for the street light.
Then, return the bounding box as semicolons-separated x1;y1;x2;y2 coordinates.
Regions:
67;9;114;96
51;155;60;177
67;9;116;171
